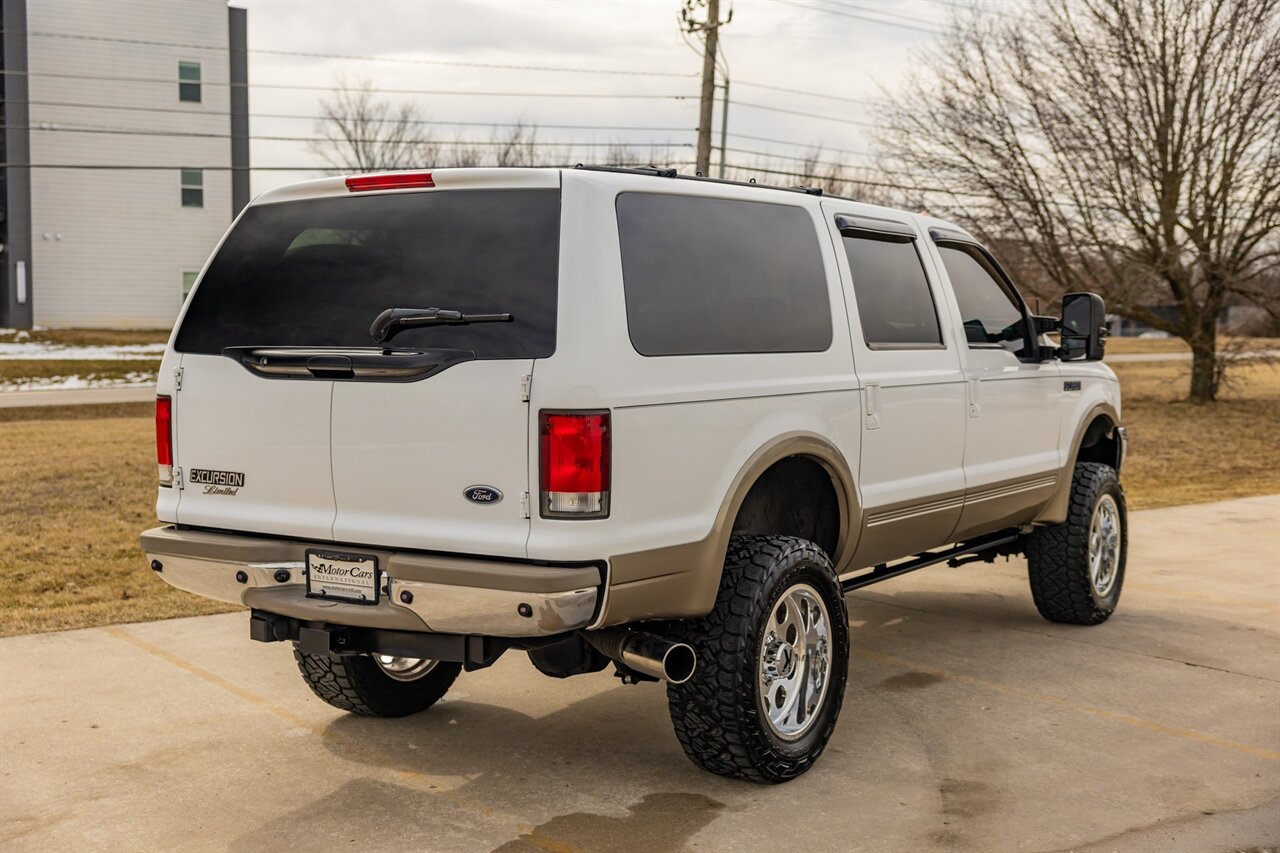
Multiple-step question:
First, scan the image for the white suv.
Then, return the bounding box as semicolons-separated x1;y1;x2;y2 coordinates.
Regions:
143;166;1126;782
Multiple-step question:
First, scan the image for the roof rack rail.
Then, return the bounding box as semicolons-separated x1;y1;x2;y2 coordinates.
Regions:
570;163;855;204
573;164;678;178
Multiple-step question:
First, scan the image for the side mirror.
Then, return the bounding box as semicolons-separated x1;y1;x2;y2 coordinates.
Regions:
1060;292;1107;361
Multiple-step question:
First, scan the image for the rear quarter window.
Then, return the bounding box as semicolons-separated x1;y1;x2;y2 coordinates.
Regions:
175;189;559;358
615;193;833;356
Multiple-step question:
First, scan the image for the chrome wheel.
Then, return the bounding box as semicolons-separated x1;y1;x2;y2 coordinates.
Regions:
372;655;438;682
759;583;832;741
1088;494;1122;597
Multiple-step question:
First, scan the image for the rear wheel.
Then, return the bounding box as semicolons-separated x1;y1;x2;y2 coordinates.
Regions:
293;647;461;717
1026;462;1127;625
665;535;849;783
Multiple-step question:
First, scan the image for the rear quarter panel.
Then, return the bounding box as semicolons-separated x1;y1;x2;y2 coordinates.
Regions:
527;172;862;623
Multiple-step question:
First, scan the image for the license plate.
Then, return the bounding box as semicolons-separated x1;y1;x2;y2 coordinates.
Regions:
305;550;379;605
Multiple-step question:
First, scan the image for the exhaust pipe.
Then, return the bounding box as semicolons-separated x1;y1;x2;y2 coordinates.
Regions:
582;628;697;684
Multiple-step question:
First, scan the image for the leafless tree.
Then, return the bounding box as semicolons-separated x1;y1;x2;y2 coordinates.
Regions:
877;0;1280;401
309;74;438;171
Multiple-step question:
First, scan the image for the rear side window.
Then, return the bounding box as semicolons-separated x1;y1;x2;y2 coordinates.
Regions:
616;193;832;356
937;245;1026;348
842;233;942;348
175;190;559;357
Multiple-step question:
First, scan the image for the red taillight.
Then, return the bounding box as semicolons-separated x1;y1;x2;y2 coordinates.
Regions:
344;172;434;192
156;395;173;486
539;411;610;518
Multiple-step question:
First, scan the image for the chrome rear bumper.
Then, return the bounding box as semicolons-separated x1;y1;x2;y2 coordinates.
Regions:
141;526;600;638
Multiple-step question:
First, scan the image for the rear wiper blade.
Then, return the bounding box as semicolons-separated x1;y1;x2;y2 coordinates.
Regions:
370;306;513;344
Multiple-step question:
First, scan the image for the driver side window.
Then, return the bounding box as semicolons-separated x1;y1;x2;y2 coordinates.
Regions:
937;245;1025;352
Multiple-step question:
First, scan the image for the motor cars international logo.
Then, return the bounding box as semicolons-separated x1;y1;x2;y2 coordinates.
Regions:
189;468;245;496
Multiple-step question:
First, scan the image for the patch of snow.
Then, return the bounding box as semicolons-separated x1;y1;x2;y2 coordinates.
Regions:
0;342;165;360
0;371;157;392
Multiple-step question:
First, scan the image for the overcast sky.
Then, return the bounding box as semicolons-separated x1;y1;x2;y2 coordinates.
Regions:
236;0;972;193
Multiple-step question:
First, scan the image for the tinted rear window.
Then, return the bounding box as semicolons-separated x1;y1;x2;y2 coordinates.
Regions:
842;233;942;347
176;189;559;357
616;193;832;356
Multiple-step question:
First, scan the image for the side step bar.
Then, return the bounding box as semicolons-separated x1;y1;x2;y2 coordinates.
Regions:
841;530;1022;593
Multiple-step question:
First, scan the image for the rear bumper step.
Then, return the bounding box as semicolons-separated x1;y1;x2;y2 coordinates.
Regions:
141;526;601;638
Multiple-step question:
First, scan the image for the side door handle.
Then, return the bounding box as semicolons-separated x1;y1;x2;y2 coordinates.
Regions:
968;377;981;418
864;382;881;430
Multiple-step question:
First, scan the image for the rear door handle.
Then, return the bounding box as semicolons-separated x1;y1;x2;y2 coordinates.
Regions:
864;382;881;430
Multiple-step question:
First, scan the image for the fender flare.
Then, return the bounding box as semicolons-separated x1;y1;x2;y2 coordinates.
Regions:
598;432;860;626
712;431;862;575
1035;402;1121;525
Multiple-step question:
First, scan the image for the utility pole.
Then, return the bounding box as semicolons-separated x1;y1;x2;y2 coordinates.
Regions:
681;0;732;176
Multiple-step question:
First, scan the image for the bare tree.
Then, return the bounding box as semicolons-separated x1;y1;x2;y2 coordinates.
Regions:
878;0;1280;401
309;74;438;171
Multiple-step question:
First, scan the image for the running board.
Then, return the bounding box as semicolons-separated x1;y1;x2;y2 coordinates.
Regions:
841;531;1021;593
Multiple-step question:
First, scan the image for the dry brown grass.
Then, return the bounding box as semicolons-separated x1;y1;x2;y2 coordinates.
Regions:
0;328;169;346
0;359;159;387
1106;335;1280;354
0;405;234;637
1113;359;1280;509
1;360;1276;637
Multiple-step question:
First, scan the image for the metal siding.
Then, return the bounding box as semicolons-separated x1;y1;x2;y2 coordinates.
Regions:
25;0;240;328
2;0;34;328
228;6;249;217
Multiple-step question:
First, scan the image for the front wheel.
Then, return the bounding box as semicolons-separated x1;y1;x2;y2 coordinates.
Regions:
293;647;461;717
1026;462;1127;625
665;535;850;783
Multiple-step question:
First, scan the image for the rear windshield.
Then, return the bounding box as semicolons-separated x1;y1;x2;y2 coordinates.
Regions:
176;189;559;357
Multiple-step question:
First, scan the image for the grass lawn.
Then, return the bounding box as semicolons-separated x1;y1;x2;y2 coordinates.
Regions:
0;403;235;637
0;359;159;389
1;358;1276;637
0;328;169;346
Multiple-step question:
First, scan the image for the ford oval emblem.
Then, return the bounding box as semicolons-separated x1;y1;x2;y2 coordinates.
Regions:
464;485;503;505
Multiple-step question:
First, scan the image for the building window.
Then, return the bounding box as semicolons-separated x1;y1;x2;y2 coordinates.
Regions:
182;271;199;298
181;169;203;207
178;61;201;102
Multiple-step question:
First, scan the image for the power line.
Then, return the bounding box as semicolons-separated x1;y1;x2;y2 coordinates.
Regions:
730;99;878;127
734;80;877;106
773;0;951;34
15;29;697;78
13;28;886;111
14;99;693;133
727;131;877;158
0;69;695;100
823;1;957;30
9;124;692;148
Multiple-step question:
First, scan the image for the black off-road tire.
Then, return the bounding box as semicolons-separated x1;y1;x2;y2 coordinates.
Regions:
293;648;461;717
1026;462;1127;625
665;535;850;784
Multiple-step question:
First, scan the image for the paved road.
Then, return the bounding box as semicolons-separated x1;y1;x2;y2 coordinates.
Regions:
0;386;155;408
2;496;1278;852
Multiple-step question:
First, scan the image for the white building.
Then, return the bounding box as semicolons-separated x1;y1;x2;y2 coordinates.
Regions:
2;0;248;329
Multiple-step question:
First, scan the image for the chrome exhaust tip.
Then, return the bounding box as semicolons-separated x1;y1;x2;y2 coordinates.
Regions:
582;628;697;684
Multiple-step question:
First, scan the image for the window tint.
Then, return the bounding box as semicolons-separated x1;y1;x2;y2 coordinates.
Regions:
616;193;832;356
842;233;942;347
175;189;559;357
178;61;201;102
937;246;1025;348
181;168;203;207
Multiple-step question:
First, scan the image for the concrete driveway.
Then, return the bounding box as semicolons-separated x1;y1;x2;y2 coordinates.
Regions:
2;495;1278;852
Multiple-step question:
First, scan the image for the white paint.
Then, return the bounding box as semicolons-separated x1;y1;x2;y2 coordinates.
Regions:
25;0;234;328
